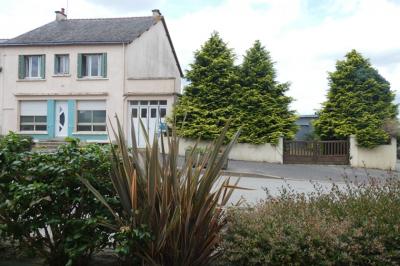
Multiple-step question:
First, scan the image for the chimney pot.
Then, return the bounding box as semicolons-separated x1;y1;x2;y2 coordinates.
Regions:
152;9;161;17
55;8;67;21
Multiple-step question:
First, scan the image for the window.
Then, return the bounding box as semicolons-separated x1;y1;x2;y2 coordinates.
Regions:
19;55;45;79
76;101;106;132
78;53;107;78
160;108;167;118
129;100;167;106
20;101;47;131
54;54;69;75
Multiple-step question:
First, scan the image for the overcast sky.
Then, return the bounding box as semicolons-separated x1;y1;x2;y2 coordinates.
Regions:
1;0;399;114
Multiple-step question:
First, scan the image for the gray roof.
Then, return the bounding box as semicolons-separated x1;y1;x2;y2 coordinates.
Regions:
1;16;157;46
0;39;8;43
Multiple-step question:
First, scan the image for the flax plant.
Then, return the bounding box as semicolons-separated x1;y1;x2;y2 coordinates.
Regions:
81;116;241;265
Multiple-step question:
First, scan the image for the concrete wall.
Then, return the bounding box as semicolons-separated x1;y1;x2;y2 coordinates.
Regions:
177;138;283;163
350;135;397;170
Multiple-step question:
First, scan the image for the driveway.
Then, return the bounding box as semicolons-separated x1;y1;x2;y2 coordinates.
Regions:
225;160;397;182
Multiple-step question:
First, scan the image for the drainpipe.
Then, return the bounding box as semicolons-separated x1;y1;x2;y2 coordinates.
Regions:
122;43;127;137
1;54;5;135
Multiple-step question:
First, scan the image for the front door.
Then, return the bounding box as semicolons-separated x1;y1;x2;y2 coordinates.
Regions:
55;101;68;137
128;100;168;148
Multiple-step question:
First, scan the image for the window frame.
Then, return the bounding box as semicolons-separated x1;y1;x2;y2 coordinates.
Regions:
19;101;48;132
82;54;102;77
76;109;106;132
20;115;47;132
24;55;42;79
54;54;70;75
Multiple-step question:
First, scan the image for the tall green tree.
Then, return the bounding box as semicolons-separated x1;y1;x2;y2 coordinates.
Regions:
236;40;297;144
174;32;239;140
314;50;398;148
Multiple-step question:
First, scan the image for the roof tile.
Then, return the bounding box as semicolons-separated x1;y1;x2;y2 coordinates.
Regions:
1;17;157;46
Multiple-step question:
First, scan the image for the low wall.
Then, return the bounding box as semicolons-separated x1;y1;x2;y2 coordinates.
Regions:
350;135;397;170
178;138;283;163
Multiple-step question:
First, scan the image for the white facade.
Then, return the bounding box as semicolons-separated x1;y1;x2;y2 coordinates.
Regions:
0;17;182;145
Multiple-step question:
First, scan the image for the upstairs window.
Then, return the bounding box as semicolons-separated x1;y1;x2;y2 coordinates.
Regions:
19;101;47;132
18;55;45;79
54;54;69;75
77;53;107;78
76;100;106;132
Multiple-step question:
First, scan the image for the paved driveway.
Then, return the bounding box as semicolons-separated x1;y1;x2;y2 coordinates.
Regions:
222;176;349;204
226;160;397;182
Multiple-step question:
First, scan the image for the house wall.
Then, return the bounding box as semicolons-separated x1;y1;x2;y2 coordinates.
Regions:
350;135;397;170
0;20;182;142
295;116;317;140
125;21;181;93
0;44;124;138
177;138;284;163
0;48;4;134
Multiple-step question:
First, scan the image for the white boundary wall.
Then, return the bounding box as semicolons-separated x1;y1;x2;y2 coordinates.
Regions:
350;135;397;170
178;138;283;163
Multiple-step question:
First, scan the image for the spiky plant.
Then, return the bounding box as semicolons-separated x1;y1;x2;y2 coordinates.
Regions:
81;116;241;265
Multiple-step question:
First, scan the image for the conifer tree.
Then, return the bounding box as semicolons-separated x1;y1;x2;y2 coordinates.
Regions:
174;32;239;140
236;40;297;144
314;50;398;148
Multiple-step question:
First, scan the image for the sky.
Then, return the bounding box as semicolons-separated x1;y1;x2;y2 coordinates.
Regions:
0;0;399;114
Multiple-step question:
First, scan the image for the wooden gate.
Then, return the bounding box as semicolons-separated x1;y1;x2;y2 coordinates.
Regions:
283;140;349;165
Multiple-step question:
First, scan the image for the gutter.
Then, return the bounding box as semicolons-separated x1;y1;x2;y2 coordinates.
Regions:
0;41;132;47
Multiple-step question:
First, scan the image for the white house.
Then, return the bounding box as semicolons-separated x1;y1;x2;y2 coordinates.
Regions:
0;9;182;147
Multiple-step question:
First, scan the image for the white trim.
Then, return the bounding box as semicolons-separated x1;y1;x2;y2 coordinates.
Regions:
17;131;48;135
76;77;108;81
72;131;107;135
15;92;108;97
52;74;71;77
17;79;46;82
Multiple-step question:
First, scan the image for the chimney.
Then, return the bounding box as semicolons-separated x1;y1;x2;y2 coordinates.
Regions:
55;8;67;21
152;9;161;17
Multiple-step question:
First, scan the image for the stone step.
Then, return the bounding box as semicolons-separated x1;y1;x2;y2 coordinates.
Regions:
33;140;69;151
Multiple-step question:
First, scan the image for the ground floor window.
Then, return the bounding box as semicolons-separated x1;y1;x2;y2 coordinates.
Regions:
129;100;167;118
76;100;106;132
20;101;47;131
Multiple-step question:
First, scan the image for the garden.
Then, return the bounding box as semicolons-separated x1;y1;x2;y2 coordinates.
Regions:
1;124;400;265
1;34;399;266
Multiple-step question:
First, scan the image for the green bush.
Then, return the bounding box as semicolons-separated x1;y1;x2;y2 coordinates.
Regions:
216;178;400;265
0;136;118;266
